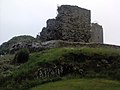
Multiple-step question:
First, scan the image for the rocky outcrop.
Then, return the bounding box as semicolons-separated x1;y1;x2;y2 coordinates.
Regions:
34;63;85;79
9;39;120;54
38;5;91;42
0;35;42;54
9;42;43;54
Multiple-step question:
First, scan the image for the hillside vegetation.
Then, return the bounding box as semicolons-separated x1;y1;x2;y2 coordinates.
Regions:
1;47;120;90
0;35;38;54
32;78;120;90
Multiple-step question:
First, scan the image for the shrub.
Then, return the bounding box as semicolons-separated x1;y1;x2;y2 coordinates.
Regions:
13;48;29;64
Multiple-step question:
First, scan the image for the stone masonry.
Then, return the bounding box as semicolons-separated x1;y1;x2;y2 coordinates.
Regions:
37;5;103;43
90;23;103;43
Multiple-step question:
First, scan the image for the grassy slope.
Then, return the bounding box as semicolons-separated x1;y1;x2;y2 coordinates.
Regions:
32;78;120;90
23;47;120;72
12;47;120;78
1;47;120;90
0;54;15;77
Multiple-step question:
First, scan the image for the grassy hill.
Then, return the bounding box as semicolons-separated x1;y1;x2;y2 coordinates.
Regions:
0;35;39;54
1;47;120;90
31;78;120;90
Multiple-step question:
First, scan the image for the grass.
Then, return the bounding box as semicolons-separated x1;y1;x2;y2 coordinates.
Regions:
12;47;120;78
1;47;120;90
0;54;15;77
31;78;120;90
29;47;120;63
0;54;14;62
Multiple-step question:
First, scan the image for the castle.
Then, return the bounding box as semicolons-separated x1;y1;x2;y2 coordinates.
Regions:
37;5;103;43
0;5;104;55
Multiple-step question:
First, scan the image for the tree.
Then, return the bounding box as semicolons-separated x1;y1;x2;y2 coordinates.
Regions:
13;48;29;64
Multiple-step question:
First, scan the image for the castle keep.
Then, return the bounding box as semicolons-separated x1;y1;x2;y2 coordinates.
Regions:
37;5;103;43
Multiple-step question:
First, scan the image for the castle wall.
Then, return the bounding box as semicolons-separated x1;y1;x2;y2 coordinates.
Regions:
38;5;103;44
90;23;103;43
56;5;91;42
39;5;91;42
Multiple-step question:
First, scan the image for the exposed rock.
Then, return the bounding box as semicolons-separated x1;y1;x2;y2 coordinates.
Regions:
0;35;42;54
9;42;43;54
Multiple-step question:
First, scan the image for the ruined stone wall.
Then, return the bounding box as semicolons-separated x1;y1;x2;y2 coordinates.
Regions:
56;5;91;42
37;5;104;44
90;23;103;43
41;40;120;49
38;5;91;42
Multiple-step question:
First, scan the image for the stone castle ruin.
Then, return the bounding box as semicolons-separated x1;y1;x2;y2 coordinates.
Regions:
33;6;104;80
1;5;104;55
37;5;103;43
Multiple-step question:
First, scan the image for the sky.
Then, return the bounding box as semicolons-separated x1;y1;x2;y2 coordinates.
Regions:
0;0;120;45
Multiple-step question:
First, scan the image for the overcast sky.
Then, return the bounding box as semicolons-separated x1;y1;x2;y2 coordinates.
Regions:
0;0;120;45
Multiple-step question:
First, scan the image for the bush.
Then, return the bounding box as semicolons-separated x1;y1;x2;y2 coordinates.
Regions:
13;48;29;64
